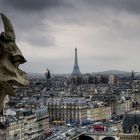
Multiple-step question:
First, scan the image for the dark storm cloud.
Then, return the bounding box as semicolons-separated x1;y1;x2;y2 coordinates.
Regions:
2;0;140;15
81;0;140;15
0;0;140;48
0;12;55;47
0;0;73;47
2;0;71;11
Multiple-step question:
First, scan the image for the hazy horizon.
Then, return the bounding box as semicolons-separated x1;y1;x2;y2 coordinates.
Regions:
28;69;136;75
1;0;140;73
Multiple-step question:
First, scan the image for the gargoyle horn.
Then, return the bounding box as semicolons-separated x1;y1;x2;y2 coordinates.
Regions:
1;13;15;41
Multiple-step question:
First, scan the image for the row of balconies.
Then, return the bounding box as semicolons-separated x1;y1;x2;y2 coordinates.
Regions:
36;116;48;121
4;115;49;140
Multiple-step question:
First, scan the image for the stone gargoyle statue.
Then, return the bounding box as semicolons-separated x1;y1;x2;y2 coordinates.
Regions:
0;13;29;112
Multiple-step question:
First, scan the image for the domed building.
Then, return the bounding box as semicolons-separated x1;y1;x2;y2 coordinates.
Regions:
118;110;140;140
123;110;140;133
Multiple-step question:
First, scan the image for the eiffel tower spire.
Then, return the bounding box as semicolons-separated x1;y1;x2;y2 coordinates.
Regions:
71;48;81;76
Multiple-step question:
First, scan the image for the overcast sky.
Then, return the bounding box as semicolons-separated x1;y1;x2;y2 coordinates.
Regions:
1;0;140;73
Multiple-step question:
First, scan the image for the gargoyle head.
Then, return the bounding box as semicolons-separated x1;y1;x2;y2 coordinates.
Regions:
0;13;28;98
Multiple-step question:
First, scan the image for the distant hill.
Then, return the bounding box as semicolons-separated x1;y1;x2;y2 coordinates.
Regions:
27;70;140;78
27;73;45;79
27;73;71;79
96;70;130;75
93;70;140;78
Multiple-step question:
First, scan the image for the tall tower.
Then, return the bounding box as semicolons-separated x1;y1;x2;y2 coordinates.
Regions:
131;70;135;82
71;48;81;76
45;68;51;79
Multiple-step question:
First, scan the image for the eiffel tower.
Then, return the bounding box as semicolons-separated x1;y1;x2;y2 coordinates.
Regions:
71;48;81;76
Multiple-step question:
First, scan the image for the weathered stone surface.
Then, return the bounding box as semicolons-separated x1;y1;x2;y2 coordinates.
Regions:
0;13;28;111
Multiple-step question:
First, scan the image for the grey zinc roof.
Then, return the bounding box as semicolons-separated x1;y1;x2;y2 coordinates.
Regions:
5;115;18;123
123;110;140;133
35;108;48;118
